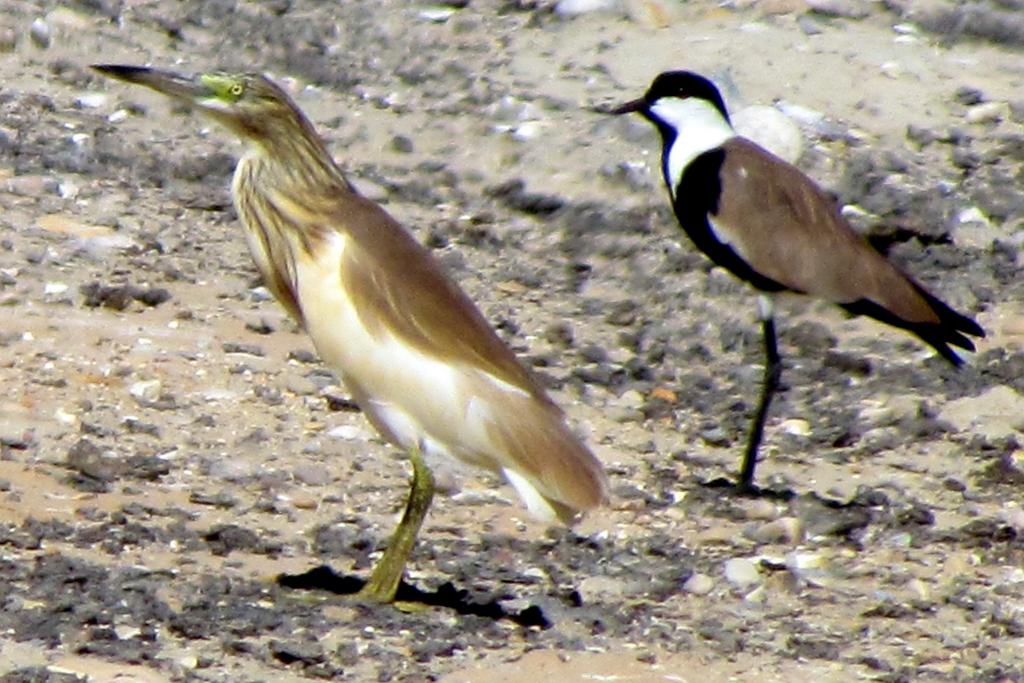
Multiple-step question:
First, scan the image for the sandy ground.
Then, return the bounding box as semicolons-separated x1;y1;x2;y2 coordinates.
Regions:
1;1;1024;681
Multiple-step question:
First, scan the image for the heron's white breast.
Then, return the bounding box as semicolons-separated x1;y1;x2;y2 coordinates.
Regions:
290;232;500;467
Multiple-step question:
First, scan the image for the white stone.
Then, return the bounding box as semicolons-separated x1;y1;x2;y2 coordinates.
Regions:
774;100;825;127
490;96;541;123
58;180;79;199
957;207;991;225
724;557;762;588
611;389;644;409
129;379;162;402
683;572;714;595
880;61;903;79
780;418;812;437
733;104;804;164
966;101;1009;125
555;0;622;16
249;286;274;303
786;551;826;571
75;93;107;109
29;18;50;48
328;424;364;440
511;121;545;142
418;7;456;22
113;625;142;640
202;388;238;402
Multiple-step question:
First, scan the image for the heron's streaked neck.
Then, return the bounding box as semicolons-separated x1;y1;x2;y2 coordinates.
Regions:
238;113;349;195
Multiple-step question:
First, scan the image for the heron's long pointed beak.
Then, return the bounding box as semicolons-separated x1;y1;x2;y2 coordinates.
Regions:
91;65;211;103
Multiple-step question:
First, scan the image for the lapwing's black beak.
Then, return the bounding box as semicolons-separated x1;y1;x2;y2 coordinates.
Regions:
606;98;647;115
590;98;647;116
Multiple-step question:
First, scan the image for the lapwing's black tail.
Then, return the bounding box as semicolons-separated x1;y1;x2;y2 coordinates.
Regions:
841;282;984;366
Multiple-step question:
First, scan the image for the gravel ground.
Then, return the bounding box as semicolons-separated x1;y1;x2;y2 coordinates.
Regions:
1;1;1023;681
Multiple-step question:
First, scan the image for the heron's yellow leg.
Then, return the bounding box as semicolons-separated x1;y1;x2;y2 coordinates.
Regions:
357;448;435;603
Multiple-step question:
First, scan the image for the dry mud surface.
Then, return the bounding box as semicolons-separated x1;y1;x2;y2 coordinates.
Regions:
1;1;1024;682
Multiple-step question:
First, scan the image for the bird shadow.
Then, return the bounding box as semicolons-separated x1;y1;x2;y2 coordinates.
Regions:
700;475;797;501
276;565;551;628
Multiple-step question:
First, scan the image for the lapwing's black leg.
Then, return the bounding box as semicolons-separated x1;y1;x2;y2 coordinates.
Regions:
739;315;782;491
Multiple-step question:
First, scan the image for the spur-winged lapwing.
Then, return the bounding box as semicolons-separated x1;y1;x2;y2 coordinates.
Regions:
92;64;608;603
609;70;984;491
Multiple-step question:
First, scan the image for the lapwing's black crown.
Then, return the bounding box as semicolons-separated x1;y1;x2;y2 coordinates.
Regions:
645;70;730;123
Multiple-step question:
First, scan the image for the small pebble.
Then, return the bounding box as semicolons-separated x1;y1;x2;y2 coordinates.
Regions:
328;424;364;440
0;27;17;52
954;86;985;106
284;374;318;396
683;572;714;595
555;0;622;16
797;15;824;35
202;388;239;402
208;458;259;482
391;135;414;153
610;389;644;409
129;379;163;403
75;93;108;109
577;575;626;602
43;282;69;297
2;175;58;197
724;557;762;588
700;426;731;447
966;102;1009;125
805;0;869;18
29;18;50;48
418;7;456;22
288;349;319;364
787;552;825;572
742;499;778;521
623;0;676;26
289;493;319;510
780;418;811;437
511;121;544;142
880;61;903;79
222;341;265;357
293;463;331;487
749;517;804;544
249;286;274;303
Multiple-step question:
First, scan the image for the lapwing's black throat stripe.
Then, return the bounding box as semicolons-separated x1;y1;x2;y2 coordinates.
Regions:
670;148;788;294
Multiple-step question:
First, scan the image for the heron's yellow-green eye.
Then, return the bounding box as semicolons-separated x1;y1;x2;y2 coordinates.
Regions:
200;74;245;102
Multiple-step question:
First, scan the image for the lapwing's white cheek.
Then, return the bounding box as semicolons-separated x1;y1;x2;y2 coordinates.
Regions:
651;97;735;191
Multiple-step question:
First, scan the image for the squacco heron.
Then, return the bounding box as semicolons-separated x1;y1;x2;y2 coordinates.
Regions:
92;65;608;603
